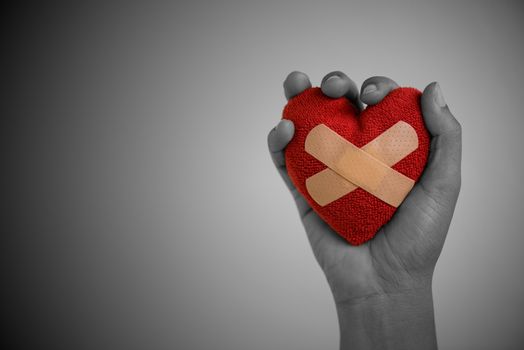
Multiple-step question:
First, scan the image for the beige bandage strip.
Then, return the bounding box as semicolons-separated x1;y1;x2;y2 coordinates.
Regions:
305;122;418;207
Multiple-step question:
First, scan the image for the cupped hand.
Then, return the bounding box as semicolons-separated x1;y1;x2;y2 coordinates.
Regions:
268;71;461;305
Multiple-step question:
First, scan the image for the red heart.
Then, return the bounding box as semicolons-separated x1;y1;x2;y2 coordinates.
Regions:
282;87;430;245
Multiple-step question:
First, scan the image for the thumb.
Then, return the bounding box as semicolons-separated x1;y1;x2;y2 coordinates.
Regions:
383;82;462;256
419;82;462;199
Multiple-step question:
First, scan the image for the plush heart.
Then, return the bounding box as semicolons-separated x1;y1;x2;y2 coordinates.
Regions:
282;87;430;245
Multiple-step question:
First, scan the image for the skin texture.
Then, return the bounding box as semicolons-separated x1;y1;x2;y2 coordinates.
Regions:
268;71;461;350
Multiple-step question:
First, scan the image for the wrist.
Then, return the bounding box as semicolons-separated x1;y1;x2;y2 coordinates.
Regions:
335;283;436;350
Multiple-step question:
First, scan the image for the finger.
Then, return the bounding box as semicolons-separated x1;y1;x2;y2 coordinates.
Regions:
320;71;363;111
360;76;399;105
268;119;294;154
268;120;346;261
267;120;311;216
418;82;462;199
384;82;461;256
283;71;312;100
267;120;295;191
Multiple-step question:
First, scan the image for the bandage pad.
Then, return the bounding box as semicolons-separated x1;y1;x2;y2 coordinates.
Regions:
305;122;418;207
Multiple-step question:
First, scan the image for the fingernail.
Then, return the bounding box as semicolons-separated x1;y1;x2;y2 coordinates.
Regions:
326;75;340;83
362;84;377;96
434;82;447;108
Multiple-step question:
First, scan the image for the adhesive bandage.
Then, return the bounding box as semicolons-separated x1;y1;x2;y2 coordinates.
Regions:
305;121;418;207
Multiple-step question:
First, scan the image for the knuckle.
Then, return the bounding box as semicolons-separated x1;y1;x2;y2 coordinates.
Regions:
442;110;462;138
450;115;462;134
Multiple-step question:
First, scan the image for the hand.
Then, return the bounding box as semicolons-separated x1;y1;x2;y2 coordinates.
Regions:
268;71;461;349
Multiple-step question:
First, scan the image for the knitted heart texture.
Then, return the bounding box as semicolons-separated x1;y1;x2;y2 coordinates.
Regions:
282;87;430;245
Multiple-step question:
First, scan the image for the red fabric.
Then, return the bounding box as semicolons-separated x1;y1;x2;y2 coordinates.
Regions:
282;87;430;245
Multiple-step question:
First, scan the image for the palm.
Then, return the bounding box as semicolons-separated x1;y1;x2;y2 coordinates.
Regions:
269;71;461;304
300;195;444;304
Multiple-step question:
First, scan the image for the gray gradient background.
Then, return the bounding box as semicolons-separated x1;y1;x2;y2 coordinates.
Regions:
3;1;524;349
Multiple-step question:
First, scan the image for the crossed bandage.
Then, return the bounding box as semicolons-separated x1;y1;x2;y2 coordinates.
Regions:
305;121;418;207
